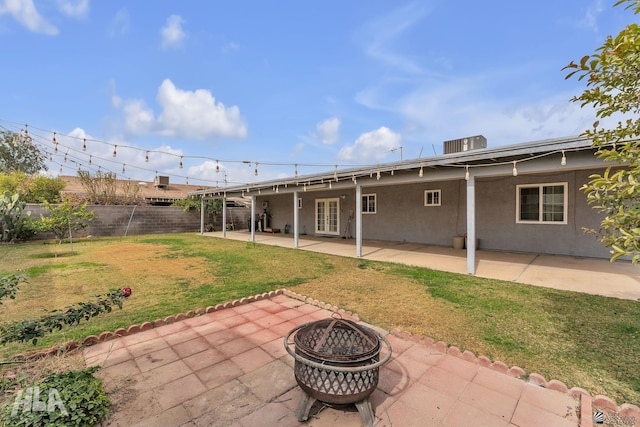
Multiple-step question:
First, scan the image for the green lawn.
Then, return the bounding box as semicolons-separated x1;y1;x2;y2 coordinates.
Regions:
0;233;638;405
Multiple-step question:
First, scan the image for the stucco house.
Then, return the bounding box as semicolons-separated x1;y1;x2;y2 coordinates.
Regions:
190;135;624;274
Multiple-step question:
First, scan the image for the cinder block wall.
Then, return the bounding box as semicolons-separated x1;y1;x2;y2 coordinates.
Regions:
27;204;202;238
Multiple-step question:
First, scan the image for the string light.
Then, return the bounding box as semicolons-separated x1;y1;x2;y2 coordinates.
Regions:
216;160;220;173
113;145;117;157
89;155;92;165
294;164;298;178
179;156;183;168
122;163;126;174
512;161;518;177
561;150;566;166
145;151;149;162
82;138;86;151
254;162;259;176
465;165;469;181
418;164;424;178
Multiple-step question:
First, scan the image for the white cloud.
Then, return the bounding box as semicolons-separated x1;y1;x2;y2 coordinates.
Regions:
113;78;247;140
355;2;431;75
57;0;88;18
161;14;186;49
108;8;129;37
578;0;604;32
222;41;239;53
316;117;340;145
0;0;58;35
338;127;401;162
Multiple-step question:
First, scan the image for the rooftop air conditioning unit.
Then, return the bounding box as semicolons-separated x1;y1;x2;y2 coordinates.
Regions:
154;175;169;188
443;135;487;154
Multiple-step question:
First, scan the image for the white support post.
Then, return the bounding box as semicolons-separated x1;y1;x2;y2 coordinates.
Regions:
222;195;227;237
293;191;299;248
466;176;476;274
200;196;205;235
355;184;362;257
250;195;256;242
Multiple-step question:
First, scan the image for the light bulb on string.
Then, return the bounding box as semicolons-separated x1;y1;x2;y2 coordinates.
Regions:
561;150;566;166
88;155;92;165
49;154;53;161
59;165;62;174
64;151;68;162
82;138;86;151
113;145;117;157
179;156;183;169
216;160;220;173
376;170;381;180
294;164;298;178
418;165;424;178
122;163;126;174
254;162;259;176
512;161;518;177
186;177;189;185
465;165;470;181
145;151;149;162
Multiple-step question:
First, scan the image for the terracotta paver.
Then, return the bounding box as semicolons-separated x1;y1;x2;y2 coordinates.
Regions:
84;294;588;426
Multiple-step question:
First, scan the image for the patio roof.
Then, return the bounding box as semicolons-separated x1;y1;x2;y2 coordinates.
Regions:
189;135;597;198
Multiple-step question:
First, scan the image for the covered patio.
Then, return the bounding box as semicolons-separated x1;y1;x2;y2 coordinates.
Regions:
201;230;640;301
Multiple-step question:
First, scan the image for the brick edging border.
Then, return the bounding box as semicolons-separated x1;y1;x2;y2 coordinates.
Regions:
8;288;640;422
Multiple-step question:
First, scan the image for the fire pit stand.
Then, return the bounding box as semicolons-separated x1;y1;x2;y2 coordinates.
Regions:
284;318;392;427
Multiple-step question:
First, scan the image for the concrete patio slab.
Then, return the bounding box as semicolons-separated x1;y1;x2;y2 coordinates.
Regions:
208;231;640;300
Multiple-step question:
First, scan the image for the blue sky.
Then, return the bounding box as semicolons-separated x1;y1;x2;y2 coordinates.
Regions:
0;0;633;187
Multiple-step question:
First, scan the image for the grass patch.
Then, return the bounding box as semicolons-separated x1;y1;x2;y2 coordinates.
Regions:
0;233;638;406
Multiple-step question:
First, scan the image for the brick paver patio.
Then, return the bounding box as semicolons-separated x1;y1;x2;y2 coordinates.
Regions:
81;294;592;426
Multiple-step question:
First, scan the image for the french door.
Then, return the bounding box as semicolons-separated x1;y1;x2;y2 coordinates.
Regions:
315;198;340;235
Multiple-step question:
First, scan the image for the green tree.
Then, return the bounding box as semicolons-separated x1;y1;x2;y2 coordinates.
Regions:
564;0;640;264
173;196;223;229
0;131;47;174
0;172;65;204
36;197;95;247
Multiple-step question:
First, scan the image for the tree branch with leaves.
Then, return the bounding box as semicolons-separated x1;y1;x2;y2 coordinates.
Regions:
564;0;640;264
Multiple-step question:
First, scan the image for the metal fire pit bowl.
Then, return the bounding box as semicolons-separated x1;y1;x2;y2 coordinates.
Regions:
284;317;392;427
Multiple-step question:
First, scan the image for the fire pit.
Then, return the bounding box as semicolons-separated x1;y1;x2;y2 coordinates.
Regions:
284;317;392;427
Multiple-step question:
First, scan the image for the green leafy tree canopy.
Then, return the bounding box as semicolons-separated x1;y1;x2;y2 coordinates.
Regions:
564;0;640;264
36;197;95;245
0;131;47;175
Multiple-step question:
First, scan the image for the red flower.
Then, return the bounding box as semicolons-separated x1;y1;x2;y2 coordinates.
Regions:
122;288;132;298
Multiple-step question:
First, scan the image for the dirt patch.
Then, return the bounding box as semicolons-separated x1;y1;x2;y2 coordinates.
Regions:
91;243;211;286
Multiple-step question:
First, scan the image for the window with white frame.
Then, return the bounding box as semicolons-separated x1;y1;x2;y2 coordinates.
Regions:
424;189;441;206
362;193;376;214
516;183;567;224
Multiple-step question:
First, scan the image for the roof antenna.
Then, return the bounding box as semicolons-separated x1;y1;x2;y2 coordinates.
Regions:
418;147;424;158
431;144;437;156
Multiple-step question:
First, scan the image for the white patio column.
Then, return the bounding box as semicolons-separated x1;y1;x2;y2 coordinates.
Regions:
466;175;476;274
293;190;299;248
250;195;256;242
355;183;362;257
222;195;227;238
200;195;204;235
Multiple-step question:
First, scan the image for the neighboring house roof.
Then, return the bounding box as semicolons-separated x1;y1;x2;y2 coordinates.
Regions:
190;135;600;198
59;175;207;204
